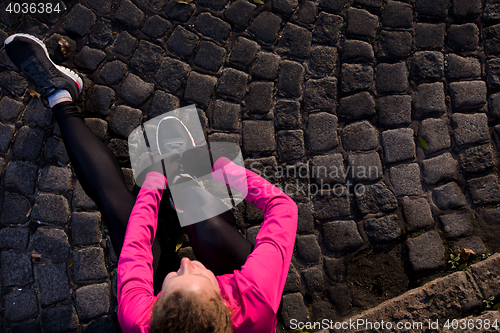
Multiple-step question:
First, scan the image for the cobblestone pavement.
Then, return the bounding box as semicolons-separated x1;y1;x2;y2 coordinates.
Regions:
0;0;500;332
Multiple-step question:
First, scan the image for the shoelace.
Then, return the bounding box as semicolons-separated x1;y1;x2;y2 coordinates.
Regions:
23;60;58;95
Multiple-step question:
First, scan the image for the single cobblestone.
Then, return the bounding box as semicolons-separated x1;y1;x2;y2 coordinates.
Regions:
41;306;79;333
302;266;325;294
382;128;416;164
377;95;411;127
412;51;444;82
74;46;106;72
324;257;345;282
415;23;446;51
38;166;72;193
63;4;96;37
164;1;195;22
1;193;30;225
454;237;486;256
167;26;199;57
467;174;500;205
4;289;38;322
433;182;467;210
459;144;495;173
346;8;378;39
340;63;373;94
323;220;363;252
318;0;343;13
341;40;374;62
251;52;280;80
4;161;38;196
449;81;487;109
75;283;110;321
453;0;482;18
278;23;312;58
389;163;424;196
273;0;299;15
328;284;352;314
383;1;413;28
297;203;314;233
111;31;137;57
283;263;300;292
275;100;301;129
407;231;445;271
484;23;500;56
45;136;70;164
277;130;305;161
89;18;113;49
0;122;15;153
486;58;500;88
32;194;70;225
71;212;102;245
313;12;344;45
451;113;489;146
248;12;282;44
148;90;180;119
229;37;259;69
224;0;256;28
364;214;402;243
194;41;226;72
416;0;449;18
0;71;28;96
446;54;481;80
0;228;29;250
23;97;52;128
0;96;24;121
142;15;171;39
309;46;337;74
376;62;408;94
312;189;350;219
246;82;274;115
440;211;474;238
184;72;217;108
414;82;447;117
114;0;144;28
378;31;412;59
1;250;33;287
296;234;321;262
278;60;305;97
304;77;337;112
216;68;248;101
11;126;43;161
422;152;458;185
109;106;142;138
74;247;108;282
402;196;434;229
306;112;339;152
281;293;309;329
155;57;190;93
107;138;130;167
419;118;451;153
33;227;69;259
130;40;164;73
213;100;241;131
242;121;276;153
84;118;108;141
354;0;383;7
338;91;375;119
120;74;154;107
448;24;479;52
355;182;398;214
341;120;378;152
346;152;383;181
73;182;97;210
35;263;71;306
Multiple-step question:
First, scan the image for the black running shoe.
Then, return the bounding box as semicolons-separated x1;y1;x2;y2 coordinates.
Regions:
4;33;83;104
156;116;196;156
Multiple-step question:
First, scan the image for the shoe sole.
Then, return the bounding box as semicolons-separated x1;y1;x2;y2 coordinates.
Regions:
4;33;83;94
156;116;196;155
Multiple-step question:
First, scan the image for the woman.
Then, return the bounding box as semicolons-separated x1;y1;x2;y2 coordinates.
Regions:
4;33;298;332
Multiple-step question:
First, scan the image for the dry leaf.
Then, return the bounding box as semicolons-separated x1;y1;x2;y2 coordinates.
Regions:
175;0;193;4
252;0;265;4
31;253;41;259
418;136;429;150
58;38;71;59
69;258;74;268
460;248;476;261
175;233;186;252
27;88;40;98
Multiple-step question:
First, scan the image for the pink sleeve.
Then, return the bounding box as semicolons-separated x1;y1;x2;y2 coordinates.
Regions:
117;172;167;332
212;158;298;313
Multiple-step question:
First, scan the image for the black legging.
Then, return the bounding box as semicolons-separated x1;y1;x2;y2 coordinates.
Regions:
52;101;252;286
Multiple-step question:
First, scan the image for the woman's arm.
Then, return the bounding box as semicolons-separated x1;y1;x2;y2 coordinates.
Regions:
212;158;298;313
117;172;167;332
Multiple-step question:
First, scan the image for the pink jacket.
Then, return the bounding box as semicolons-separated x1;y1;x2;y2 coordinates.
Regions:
117;157;298;332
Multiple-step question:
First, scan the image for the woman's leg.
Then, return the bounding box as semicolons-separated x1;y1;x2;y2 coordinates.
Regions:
181;186;253;276
52;101;135;255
